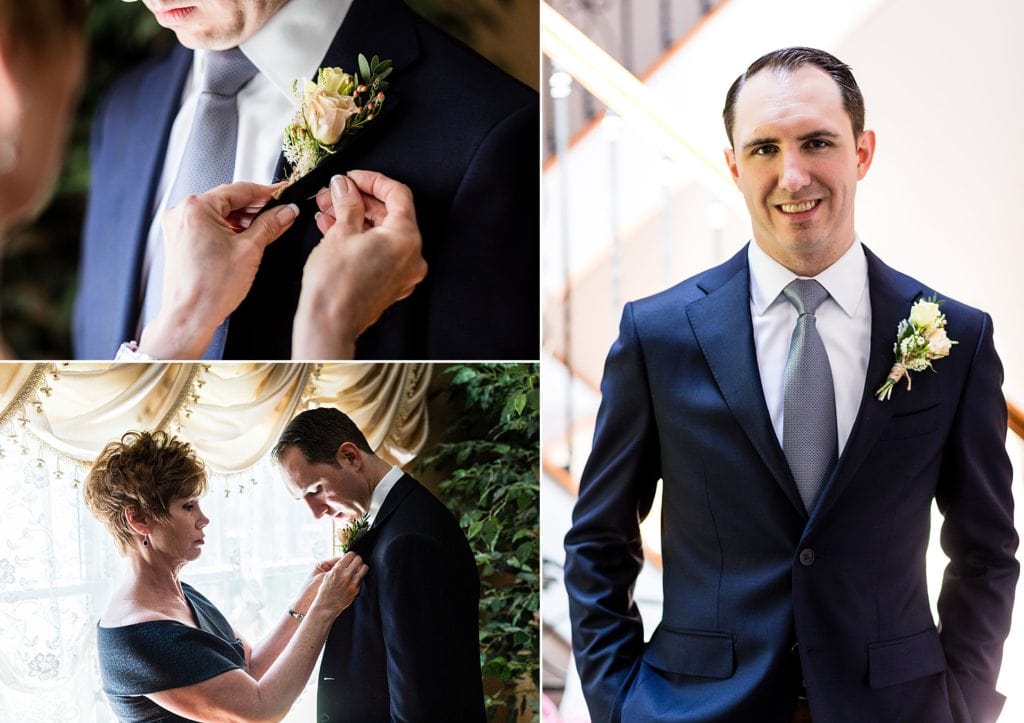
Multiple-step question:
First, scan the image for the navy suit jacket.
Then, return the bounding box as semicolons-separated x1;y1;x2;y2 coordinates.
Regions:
74;0;538;360
318;474;485;722
564;246;1018;723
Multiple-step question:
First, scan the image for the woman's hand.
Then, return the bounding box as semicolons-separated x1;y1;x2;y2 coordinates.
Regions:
290;556;343;616
311;551;369;617
139;182;299;359
292;170;427;359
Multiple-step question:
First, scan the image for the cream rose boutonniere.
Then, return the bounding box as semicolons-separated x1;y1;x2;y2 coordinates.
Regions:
875;295;958;401
336;513;371;553
282;54;392;184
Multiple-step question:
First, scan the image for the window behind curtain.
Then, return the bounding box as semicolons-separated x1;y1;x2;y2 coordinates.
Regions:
0;453;332;722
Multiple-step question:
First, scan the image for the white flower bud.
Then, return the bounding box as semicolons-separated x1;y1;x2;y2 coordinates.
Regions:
909;300;941;330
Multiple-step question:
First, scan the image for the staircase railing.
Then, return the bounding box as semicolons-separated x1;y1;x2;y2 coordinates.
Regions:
1009;400;1023;441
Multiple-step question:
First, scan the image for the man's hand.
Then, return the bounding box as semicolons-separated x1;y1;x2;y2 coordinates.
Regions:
139;182;299;358
292;170;427;359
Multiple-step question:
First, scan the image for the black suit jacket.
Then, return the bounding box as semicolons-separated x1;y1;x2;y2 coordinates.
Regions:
319;474;485;722
564;246;1018;722
74;0;538;360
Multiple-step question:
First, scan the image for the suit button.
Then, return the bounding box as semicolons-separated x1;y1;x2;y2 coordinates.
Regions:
799;548;815;566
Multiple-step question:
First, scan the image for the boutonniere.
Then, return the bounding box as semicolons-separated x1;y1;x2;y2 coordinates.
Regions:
337;513;371;553
281;54;392;184
875;295;958;401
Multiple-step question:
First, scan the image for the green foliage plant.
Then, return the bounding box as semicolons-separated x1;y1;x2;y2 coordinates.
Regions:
420;364;539;721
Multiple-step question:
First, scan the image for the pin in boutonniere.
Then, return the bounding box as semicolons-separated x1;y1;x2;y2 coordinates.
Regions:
875;295;957;401
337;513;370;553
281;53;392;184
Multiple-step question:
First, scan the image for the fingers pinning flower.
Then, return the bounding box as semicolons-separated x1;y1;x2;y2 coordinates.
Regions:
876;295;957;401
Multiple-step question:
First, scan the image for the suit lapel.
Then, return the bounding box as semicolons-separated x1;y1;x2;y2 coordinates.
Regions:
229;0;421;356
349;473;415;554
806;247;925;529
110;45;192;343
687;247;805;514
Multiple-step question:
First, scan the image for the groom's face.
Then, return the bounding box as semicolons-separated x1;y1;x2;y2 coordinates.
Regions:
278;444;371;523
135;0;290;49
724;65;875;274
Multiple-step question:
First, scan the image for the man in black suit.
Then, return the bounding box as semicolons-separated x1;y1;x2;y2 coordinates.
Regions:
274;407;485;722
76;0;537;360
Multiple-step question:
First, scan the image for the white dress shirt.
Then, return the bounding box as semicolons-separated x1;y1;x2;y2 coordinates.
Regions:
748;238;872;455
137;0;354;330
366;465;404;527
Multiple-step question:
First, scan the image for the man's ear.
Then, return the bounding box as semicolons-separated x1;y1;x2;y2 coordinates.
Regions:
335;441;362;469
855;129;876;180
124;506;151;536
724;146;740;185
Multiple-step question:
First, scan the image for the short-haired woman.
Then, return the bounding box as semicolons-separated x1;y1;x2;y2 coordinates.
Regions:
84;430;367;722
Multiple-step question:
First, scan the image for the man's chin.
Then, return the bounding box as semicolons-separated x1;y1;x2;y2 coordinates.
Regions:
174;32;241;51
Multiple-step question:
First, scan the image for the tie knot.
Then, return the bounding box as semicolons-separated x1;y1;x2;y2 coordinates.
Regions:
201;47;258;96
783;278;829;316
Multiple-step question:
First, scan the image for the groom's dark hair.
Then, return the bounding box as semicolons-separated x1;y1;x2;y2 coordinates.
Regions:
273;407;374;465
723;46;865;146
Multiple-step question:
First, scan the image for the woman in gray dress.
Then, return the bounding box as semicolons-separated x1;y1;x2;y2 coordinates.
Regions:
84;430;368;722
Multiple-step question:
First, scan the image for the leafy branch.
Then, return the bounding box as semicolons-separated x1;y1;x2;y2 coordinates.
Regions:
420;364;539;721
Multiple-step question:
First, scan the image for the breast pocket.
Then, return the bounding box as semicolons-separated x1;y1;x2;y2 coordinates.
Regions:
878;403;943;441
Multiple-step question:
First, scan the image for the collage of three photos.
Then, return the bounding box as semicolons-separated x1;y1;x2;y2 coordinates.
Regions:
2;1;1023;722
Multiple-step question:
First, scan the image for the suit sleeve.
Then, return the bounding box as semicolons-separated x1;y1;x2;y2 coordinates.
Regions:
377;531;482;721
563;302;662;723
425;99;538;359
935;312;1019;722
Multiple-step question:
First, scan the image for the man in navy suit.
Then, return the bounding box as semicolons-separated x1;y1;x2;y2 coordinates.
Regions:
274;407;485;721
564;47;1018;722
75;0;537;360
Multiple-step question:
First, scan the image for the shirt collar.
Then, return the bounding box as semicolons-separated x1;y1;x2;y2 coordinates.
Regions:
367;465;404;525
187;0;353;101
747;237;868;318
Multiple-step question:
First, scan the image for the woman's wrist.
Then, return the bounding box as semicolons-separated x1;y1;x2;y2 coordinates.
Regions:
308;589;347;619
139;306;218;359
292;298;357;359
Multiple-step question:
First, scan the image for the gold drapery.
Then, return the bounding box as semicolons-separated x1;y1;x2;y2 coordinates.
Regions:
0;363;431;475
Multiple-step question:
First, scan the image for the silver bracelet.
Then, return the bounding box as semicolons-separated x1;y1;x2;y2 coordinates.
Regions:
288;608;306;621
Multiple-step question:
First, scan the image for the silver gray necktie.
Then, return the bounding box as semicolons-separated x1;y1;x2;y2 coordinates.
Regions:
140;47;258;359
782;278;837;512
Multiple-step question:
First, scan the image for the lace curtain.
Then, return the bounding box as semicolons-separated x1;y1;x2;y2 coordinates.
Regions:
0;363;431;722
